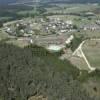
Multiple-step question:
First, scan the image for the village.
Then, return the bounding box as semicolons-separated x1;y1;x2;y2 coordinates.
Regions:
1;2;100;100
3;17;76;51
2;15;100;53
4;17;76;36
1;11;100;73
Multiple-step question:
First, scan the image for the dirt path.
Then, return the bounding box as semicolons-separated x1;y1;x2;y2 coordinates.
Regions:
72;40;96;72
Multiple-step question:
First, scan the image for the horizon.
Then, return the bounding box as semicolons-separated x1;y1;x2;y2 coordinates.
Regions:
0;0;100;5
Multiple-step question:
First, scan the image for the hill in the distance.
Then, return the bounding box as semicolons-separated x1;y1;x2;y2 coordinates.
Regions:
0;0;100;6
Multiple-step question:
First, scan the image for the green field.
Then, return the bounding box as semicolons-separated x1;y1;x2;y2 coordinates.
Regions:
6;39;29;48
45;4;99;14
47;13;97;28
0;29;10;40
74;30;100;39
70;56;90;71
83;40;100;69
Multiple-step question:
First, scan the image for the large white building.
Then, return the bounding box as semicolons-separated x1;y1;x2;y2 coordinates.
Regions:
46;44;65;52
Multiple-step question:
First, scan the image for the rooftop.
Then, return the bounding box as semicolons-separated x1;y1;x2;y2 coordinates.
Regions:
46;45;65;52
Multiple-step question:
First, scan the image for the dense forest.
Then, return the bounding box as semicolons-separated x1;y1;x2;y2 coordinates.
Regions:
0;42;97;100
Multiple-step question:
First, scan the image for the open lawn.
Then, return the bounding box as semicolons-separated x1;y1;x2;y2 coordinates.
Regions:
83;40;100;69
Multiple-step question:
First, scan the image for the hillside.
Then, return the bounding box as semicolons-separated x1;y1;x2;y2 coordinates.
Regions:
0;42;94;100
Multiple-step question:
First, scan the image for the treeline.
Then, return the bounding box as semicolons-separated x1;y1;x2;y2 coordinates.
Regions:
0;42;95;100
40;0;100;3
0;6;46;24
66;34;84;51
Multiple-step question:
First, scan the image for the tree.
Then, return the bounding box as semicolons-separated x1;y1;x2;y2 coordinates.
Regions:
0;42;95;100
73;25;78;29
0;22;3;28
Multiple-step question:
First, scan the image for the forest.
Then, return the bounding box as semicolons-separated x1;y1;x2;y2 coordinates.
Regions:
0;41;99;100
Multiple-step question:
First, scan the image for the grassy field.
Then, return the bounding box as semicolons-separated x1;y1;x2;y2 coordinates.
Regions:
46;4;99;14
0;29;10;40
0;17;12;21
83;40;100;69
0;28;29;48
6;39;30;48
83;78;100;99
74;30;100;39
70;56;90;71
47;14;97;28
85;30;100;38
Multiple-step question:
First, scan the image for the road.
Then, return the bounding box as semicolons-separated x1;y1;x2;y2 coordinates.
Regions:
3;20;23;27
72;40;96;72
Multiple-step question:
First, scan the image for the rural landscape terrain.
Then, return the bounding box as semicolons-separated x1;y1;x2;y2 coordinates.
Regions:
0;0;100;100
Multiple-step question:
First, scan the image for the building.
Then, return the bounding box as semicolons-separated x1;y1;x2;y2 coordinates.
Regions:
65;35;74;44
81;24;100;31
46;44;65;52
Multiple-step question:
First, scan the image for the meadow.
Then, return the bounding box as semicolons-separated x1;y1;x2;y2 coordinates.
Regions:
83;40;100;69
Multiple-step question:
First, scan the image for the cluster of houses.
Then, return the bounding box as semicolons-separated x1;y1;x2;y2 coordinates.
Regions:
4;17;76;37
5;22;33;36
43;18;76;35
4;20;36;37
3;17;76;52
80;19;100;31
81;23;100;31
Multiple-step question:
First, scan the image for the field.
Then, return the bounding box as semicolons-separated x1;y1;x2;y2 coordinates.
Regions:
45;3;100;28
74;30;100;39
85;30;100;38
47;14;97;27
83;40;100;69
70;56;90;71
0;29;10;40
45;4;99;14
6;39;29;48
0;28;29;48
83;77;100;99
